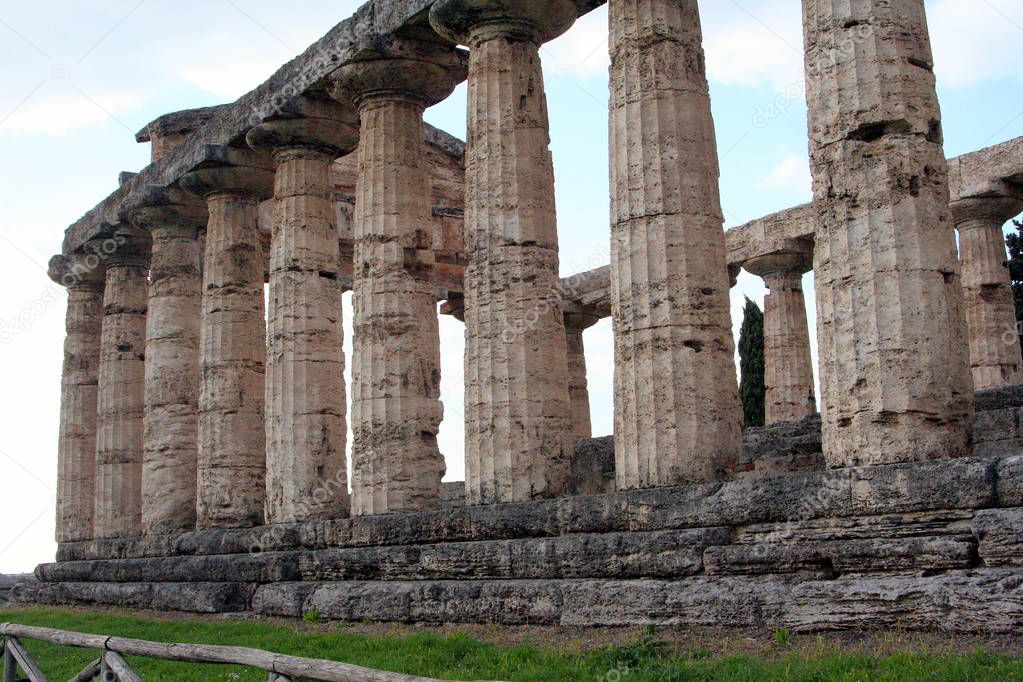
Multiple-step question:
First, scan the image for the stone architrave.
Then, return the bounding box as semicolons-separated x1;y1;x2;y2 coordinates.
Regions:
131;202;207;535
608;0;742;488
181;160;274;530
744;245;817;424
431;0;578;505
951;192;1023;390
246;103;359;523
48;254;106;543
90;231;151;540
803;0;973;466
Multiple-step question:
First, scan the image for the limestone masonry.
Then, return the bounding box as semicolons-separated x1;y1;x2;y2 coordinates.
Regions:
22;0;1023;631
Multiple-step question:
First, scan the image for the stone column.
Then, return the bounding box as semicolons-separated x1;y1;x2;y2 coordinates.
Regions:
804;0;973;467
332;54;463;516
246;108;358;523
608;0;742;489
744;248;817;424
564;308;600;443
181;161;274;530
951;194;1023;390
431;0;578;505
48;255;105;543
130;203;206;535
91;232;150;540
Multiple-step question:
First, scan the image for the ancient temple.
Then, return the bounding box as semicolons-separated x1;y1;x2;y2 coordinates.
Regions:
17;0;1023;631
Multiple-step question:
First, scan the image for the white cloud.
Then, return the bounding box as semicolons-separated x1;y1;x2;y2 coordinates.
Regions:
705;27;803;92
757;154;812;192
543;5;610;80
0;85;141;136
929;0;1023;88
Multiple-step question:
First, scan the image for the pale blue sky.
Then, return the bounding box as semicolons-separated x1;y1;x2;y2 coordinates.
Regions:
0;0;1020;572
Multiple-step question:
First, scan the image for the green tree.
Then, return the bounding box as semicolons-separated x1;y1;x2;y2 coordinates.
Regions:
738;297;766;428
1006;219;1023;354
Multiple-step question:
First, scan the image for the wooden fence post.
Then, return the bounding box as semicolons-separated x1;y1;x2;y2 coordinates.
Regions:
2;639;15;682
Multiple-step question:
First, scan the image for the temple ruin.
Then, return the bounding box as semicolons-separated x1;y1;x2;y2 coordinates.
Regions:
14;0;1023;631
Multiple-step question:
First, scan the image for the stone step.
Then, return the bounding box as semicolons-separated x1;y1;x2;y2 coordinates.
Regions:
249;570;1023;631
39;528;731;583
57;454;1018;563
11;581;252;614
16;571;1023;632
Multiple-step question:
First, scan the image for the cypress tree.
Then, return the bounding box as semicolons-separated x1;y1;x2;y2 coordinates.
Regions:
1006;219;1023;354
738;297;766;428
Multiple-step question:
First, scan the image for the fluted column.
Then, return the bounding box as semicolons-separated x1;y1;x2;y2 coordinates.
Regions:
431;0;578;505
564;309;600;443
952;194;1023;390
608;0;742;489
804;0;973;467
247;110;358;523
48;255;105;543
182;162;273;530
744;249;816;424
91;233;150;539
131;203;206;535
333;54;463;516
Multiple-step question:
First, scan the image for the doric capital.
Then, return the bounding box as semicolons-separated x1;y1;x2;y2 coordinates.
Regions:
128;203;208;239
430;0;578;46
743;240;814;279
563;304;601;332
136;106;227;163
84;226;152;270
331;43;467;110
246;96;360;158
950;189;1023;227
48;253;106;289
179;164;275;201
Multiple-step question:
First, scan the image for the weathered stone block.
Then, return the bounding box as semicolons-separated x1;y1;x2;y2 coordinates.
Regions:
974;508;1023;566
850;458;998;516
704;537;976;576
11;581;253;613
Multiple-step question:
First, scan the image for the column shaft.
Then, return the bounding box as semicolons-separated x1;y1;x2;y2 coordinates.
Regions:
566;326;592;443
462;27;572;504
804;0;973;466
56;282;104;542
265;147;349;523
762;271;816;423
142;225;201;535
198;192;267;529
609;0;741;488
350;97;445;516
94;259;148;539
958;213;1023;389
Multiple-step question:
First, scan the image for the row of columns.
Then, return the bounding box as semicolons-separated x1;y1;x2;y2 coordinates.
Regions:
51;0;1022;544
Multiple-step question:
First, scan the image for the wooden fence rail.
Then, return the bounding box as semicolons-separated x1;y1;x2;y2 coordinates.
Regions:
1;623;504;682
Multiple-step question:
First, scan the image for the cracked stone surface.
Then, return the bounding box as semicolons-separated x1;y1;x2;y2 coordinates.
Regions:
49;255;105;543
744;249;817;424
609;0;742;488
952;194;1023;390
565;311;599;444
134;207;205;536
803;0;973;466
431;0;577;505
263;144;351;524
334;56;460;516
93;241;149;540
195;187;269;530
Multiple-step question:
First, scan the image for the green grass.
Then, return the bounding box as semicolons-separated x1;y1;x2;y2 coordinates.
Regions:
1;608;1021;681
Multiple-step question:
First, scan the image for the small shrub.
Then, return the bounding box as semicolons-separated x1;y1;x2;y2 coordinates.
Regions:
303;609;323;625
774;628;792;646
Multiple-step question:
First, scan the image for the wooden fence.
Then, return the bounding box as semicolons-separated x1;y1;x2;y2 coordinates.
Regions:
1;623;502;682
